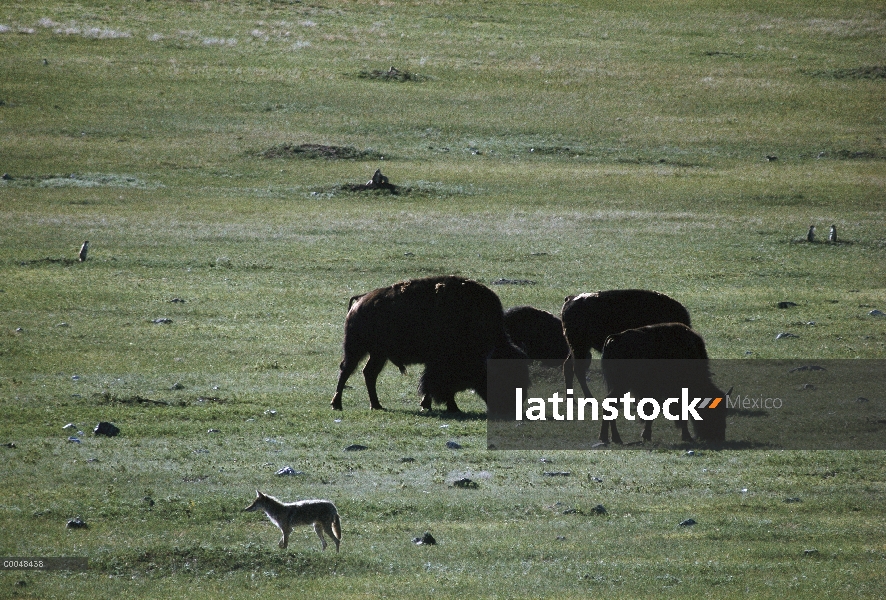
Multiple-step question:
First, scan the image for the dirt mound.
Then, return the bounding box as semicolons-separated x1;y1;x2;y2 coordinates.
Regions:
358;66;426;82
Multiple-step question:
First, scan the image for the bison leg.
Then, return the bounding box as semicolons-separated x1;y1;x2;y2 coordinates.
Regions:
641;421;652;442
442;392;461;413
331;356;361;410
599;420;623;445
564;351;593;397
362;354;387;410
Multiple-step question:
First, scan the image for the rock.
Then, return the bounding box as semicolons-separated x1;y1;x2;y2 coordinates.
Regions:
171;382;185;390
679;518;696;527
152;318;173;324
66;517;87;529
783;497;802;503
445;441;462;449
777;301;798;309
412;532;436;545
400;457;415;463
588;476;603;483
275;466;305;476
591;504;607;515
804;549;819;556
67;437;81;443
789;365;826;372
542;471;571;477
776;332;799;339
451;478;478;489
869;309;885;317
344;444;368;451
94;422;120;437
144;496;155;506
2;442;16;448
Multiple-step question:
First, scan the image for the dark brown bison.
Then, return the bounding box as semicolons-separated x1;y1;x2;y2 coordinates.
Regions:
331;275;530;412
503;306;570;368
599;322;727;444
561;290;691;397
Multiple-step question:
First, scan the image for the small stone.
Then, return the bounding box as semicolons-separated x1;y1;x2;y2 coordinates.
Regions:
591;504;607;515
344;444;368;451
275;466;304;476
588;476;603;483
777;301;798;309
445;441;462;449
542;471;571;477
66;517;87;529
804;549;819;556
869;309;885;317
144;497;155;506
400;457;415;463
171;382;185;390
93;422;120;437
784;497;802;503
413;532;436;545
207;428;220;433
776;332;799;340
2;442;17;448
556;535;566;541
63;423;77;430
152;318;173;324
679;518;696;527
67;436;81;443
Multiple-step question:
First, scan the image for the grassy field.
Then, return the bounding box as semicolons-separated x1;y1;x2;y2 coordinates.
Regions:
1;0;885;598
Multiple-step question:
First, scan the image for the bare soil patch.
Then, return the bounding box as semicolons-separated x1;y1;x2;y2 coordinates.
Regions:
258;143;383;160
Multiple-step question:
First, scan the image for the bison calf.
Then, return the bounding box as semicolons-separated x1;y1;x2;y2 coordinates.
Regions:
561;289;691;397
600;322;727;444
331;275;529;412
503;306;570;368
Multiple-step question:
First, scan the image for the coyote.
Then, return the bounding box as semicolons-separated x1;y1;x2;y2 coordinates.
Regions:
244;491;342;551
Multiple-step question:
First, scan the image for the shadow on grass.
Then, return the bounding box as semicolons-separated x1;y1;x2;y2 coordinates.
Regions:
95;543;379;578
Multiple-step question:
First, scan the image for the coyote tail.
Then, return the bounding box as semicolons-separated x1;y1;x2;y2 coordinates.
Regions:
332;513;342;541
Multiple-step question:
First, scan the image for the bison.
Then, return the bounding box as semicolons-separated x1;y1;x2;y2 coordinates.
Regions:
599;322;727;444
503;306;570;368
561;289;691;397
331;275;530;412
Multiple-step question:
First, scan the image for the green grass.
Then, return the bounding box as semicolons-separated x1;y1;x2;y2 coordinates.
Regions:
1;0;885;598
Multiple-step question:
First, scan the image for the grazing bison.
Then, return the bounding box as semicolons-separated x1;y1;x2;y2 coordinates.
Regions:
331;275;530;412
503;306;570;368
561;289;691;397
599;322;727;444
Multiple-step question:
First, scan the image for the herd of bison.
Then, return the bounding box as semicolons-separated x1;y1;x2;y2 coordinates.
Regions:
331;275;727;444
